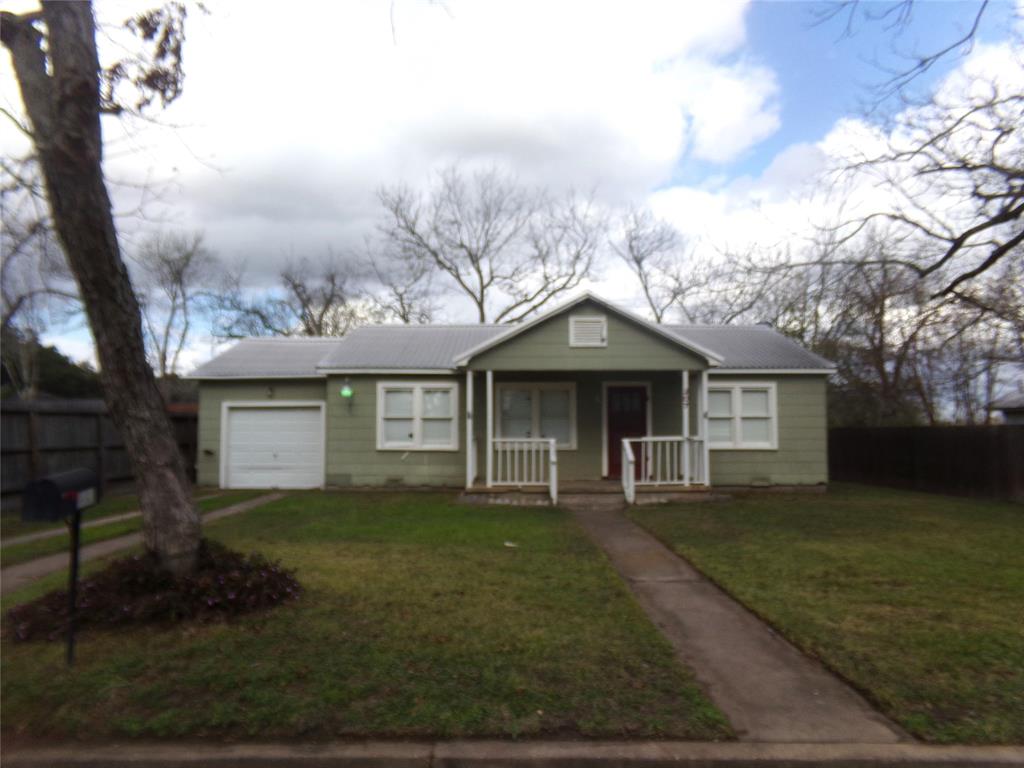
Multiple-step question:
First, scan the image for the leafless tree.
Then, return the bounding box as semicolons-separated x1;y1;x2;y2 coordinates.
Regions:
611;208;696;323
215;252;373;338
366;245;438;324
709;225;1021;425
1;156;77;334
134;230;216;378
1;155;80;397
378;165;603;323
2;1;200;574
829;78;1023;301
813;1;1013;101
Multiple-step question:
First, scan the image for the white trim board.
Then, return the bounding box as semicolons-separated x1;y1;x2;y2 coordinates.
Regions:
319;368;457;375
375;379;461;452
219;400;326;489
710;368;835;376
601;381;653;478
187;374;327;380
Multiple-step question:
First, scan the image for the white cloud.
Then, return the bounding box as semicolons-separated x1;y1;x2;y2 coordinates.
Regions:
1;0;783;284
628;39;1023;274
673;58;781;163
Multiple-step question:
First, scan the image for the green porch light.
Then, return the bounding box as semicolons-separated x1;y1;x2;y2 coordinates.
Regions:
339;379;354;399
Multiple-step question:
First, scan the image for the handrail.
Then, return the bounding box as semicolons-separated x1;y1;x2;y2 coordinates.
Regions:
548;438;558;505
621;439;636;504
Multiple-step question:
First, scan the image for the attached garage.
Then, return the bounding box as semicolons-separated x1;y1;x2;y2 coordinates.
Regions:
220;402;325;489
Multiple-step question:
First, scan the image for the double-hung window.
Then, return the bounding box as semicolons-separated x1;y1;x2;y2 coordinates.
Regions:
707;382;777;450
496;383;576;448
377;381;459;450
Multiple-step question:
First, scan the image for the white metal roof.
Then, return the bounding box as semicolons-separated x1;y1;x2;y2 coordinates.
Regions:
188;295;835;378
188;338;341;379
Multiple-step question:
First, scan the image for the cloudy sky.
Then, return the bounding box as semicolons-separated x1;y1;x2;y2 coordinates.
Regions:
2;0;1020;370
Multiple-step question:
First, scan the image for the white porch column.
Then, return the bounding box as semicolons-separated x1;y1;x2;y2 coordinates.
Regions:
485;370;494;487
465;370;474;489
701;369;710;485
682;371;690;486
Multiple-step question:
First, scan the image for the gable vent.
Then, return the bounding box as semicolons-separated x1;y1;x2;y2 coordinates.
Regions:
569;316;607;348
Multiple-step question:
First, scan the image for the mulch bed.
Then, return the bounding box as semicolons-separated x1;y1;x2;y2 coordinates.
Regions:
5;539;302;641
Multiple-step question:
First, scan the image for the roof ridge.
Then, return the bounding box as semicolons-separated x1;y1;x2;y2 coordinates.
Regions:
665;323;774;329
355;323;506;329
236;336;341;342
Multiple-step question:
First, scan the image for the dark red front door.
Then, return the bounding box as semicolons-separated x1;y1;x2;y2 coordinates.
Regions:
607;386;647;478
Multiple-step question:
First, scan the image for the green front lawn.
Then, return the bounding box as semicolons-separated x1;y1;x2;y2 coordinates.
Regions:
2;493;731;742
631;484;1024;744
2;492;145;541
1;491;267;568
1;487;221;541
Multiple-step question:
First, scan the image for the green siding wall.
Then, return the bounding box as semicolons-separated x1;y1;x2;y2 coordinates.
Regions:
707;374;828;486
197;370;828;489
196;379;327;486
468;299;708;371
326;375;466;486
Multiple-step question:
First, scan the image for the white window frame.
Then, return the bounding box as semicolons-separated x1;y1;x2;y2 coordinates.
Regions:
569;315;608;348
494;382;577;449
376;380;460;451
707;382;778;451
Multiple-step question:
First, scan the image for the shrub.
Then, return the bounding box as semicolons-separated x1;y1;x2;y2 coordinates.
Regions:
6;539;301;641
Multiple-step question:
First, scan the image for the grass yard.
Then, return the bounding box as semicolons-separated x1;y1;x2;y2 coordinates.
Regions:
1;487;222;541
1;490;267;568
2;493;731;742
630;483;1024;744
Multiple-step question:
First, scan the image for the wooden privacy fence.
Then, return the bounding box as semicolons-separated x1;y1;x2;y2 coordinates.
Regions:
829;425;1024;501
1;399;197;502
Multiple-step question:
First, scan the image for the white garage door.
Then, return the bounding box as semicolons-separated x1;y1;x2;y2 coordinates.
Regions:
224;405;324;489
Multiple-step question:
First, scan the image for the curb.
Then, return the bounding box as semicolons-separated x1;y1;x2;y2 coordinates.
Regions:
4;740;1024;768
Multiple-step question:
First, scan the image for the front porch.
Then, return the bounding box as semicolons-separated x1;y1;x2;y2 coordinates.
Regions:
463;369;711;504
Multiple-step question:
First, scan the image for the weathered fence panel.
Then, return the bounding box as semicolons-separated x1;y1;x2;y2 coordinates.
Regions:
1;399;197;501
829;425;1024;501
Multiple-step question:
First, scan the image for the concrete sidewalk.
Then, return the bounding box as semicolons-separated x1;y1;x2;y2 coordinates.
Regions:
2;493;223;548
1;493;285;596
563;495;902;744
4;740;1023;767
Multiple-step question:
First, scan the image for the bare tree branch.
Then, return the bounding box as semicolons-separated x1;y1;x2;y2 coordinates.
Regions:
377;164;603;323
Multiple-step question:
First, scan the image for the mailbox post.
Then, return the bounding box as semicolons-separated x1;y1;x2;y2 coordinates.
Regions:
22;468;99;666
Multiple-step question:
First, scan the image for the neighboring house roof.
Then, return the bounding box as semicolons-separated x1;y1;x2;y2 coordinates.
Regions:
187;294;836;378
663;325;834;370
189;338;340;378
991;392;1024;411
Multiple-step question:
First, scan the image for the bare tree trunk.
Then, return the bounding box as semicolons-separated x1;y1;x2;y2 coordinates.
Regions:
3;2;199;574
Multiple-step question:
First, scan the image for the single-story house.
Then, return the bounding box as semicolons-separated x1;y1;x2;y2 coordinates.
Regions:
188;293;835;501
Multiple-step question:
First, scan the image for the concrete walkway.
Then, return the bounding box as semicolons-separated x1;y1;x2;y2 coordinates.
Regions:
562;495;903;744
2;493;223;548
5;739;1024;768
1;493;285;596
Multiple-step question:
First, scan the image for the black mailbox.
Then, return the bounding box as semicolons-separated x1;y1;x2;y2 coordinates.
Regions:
22;468;99;522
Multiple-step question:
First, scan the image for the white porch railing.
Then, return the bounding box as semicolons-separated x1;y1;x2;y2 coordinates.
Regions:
491;438;558;504
622;440;637;503
621;436;707;503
